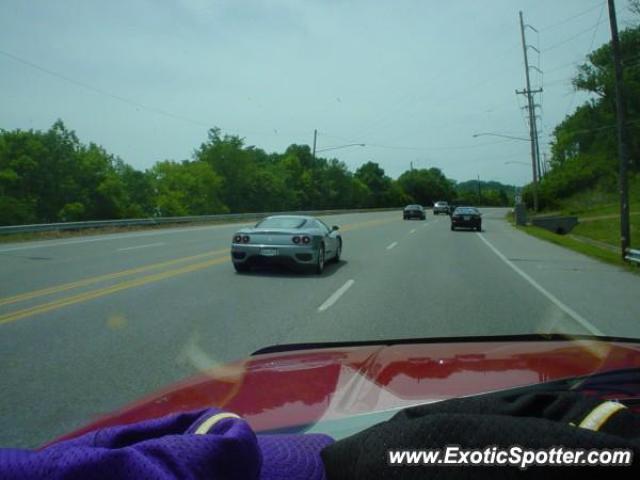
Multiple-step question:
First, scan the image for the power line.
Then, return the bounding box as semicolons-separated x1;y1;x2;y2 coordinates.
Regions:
318;133;518;152
345;40;522;142
563;2;606;117
0;48;213;128
539;1;605;31
544;76;575;87
588;3;608;52
549;118;640;139
0;48;307;140
542;5;608;74
365;139;515;151
545;59;582;74
344;5;606;145
351;5;609;149
542;18;608;52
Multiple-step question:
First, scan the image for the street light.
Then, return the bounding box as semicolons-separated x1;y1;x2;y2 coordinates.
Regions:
312;129;365;158
472;132;529;142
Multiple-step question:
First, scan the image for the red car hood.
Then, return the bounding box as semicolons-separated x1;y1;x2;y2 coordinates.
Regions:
51;335;640;445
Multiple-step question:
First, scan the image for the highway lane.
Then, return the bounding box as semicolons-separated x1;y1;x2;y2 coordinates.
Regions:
0;211;396;313
1;208;639;448
0;211;396;298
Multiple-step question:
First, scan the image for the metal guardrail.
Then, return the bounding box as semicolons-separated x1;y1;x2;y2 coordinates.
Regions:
625;248;640;265
0;208;399;235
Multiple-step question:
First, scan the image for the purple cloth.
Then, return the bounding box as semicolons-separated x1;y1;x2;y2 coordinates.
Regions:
0;409;334;480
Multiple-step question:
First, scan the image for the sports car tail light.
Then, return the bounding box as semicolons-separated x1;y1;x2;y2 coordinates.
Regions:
301;236;311;244
242;235;250;243
233;235;242;243
292;236;301;244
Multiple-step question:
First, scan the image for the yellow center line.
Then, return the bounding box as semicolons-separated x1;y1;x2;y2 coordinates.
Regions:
0;256;230;326
0;214;401;326
0;248;228;307
1;217;398;307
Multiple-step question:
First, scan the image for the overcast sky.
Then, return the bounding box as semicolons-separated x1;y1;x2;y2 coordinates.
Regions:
1;0;637;186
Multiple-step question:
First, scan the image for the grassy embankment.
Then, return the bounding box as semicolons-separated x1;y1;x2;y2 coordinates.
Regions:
510;177;639;268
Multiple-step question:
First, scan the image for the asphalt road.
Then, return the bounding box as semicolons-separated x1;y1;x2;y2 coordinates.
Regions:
1;208;639;448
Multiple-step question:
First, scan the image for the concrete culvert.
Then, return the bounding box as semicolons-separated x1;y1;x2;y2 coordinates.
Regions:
531;216;577;235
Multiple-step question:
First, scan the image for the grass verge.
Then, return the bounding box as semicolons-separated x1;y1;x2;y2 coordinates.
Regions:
513;223;640;273
504;211;638;269
572;215;639;249
516;225;623;265
507;176;639;270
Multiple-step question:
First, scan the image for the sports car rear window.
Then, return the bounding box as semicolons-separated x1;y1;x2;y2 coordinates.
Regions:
256;217;308;229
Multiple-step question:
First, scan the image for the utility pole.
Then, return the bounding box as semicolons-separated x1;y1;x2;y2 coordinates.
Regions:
533;110;542;178
607;0;631;259
410;161;414;171
516;11;542;212
477;175;481;198
312;129;318;159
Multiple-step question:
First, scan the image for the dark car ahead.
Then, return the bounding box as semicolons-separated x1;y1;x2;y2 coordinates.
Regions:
433;201;449;215
451;207;482;231
403;204;426;220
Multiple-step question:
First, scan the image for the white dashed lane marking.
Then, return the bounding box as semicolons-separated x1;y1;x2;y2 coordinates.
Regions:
318;280;355;312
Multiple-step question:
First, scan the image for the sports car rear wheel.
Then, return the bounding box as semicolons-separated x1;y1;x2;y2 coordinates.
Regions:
315;244;325;274
233;262;250;273
333;240;342;263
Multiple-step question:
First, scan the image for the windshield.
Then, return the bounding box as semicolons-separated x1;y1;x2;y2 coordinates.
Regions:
454;207;478;214
1;0;639;451
256;217;307;229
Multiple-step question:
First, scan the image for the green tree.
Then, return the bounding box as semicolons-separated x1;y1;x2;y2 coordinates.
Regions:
397;168;456;205
116;162;155;218
533;20;640;209
150;160;227;217
195;128;259;212
355;162;394;207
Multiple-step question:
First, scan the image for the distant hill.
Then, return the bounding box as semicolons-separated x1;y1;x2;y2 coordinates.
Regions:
454;180;517;206
456;180;517;194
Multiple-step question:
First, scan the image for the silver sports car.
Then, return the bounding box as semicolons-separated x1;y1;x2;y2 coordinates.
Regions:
230;215;342;274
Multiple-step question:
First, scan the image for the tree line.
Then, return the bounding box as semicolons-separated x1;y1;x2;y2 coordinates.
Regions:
523;9;640;209
0;122;515;226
